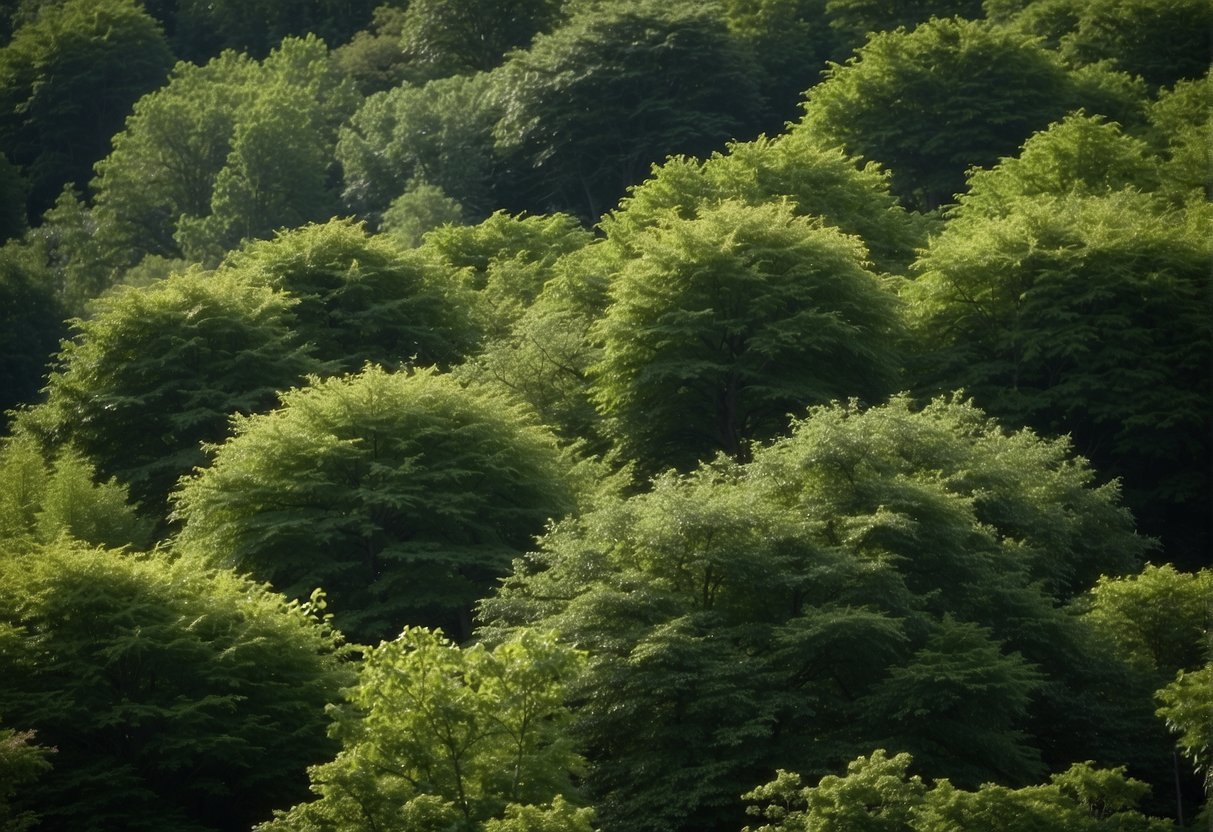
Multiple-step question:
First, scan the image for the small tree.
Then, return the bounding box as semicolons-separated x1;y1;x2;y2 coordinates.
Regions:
259;627;589;831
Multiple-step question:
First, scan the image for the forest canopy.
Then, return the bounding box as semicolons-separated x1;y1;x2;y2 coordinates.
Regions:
0;1;1208;830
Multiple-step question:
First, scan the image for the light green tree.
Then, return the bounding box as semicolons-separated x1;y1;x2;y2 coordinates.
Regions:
743;752;1174;832
259;627;590;831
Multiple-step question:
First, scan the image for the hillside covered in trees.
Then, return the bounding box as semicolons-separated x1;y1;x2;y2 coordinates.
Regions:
0;0;1210;830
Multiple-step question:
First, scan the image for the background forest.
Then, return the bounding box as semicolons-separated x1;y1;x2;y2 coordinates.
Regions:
0;0;1209;830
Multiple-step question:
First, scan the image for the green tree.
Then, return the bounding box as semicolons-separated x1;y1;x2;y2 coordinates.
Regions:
337;71;503;223
259;627;589;831
455;243;613;449
591;200;901;475
0;539;353;831
332;4;409;94
418;209;592;332
795;17;1123;209
481;396;1149;831
743;752;1174;832
1147;72;1211;203
173;366;579;644
381;181;465;248
1080;565;1211;678
723;0;838;132
493;0;762;220
0;240;64;428
92;37;358;267
904;190;1211;567
824;0;984;51
0;725;52;832
24;267;321;517
397;0;563;81
1005;0;1212;89
220;218;482;371
0;434;150;553
0;0;172;219
166;0;377;63
955;112;1161;217
1156;664;1213;794
601;132;933;275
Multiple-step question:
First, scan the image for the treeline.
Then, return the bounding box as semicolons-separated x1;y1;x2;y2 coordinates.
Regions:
0;0;1209;830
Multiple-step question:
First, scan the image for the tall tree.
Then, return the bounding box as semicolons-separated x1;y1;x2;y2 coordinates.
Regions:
173;366;580;644
481;396;1150;832
0;0;172;220
23;267;322;517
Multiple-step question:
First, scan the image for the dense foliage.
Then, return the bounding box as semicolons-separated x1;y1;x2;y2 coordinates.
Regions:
0;1;1208;830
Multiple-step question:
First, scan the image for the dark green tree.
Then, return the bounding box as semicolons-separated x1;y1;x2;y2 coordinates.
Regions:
0;0;172;219
905;190;1211;567
481;396;1150;832
396;0;563;81
493;0;762;220
1006;0;1212;89
591;200;901;475
0;241;64;428
173;366;579;644
0;724;51;832
0;539;353;831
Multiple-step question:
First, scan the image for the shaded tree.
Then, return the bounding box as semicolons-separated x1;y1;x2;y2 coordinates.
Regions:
795;17;1130;209
337;71;503;223
0;0;172;219
905;190;1211;567
0;539;353;831
493;0;762;220
92;36;358;267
